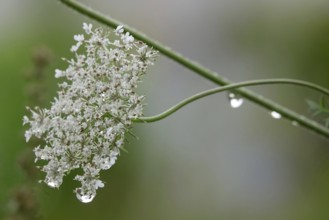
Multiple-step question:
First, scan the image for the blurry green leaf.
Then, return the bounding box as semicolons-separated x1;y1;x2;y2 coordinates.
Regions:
320;96;327;109
306;99;320;110
312;110;323;117
325;118;329;128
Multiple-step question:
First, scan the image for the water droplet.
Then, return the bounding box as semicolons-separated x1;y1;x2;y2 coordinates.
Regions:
32;128;41;134
46;180;61;188
292;121;299;126
101;93;106;102
228;93;244;108
76;192;95;203
270;111;281;119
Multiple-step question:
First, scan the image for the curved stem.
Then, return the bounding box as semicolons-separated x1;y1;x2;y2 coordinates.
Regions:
134;79;329;126
59;0;329;139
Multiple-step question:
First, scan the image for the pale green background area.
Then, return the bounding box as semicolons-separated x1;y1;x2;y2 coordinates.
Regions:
1;0;329;219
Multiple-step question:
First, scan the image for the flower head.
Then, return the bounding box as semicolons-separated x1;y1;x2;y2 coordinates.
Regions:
23;23;157;202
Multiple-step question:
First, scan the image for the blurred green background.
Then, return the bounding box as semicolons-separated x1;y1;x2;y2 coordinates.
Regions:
1;0;329;219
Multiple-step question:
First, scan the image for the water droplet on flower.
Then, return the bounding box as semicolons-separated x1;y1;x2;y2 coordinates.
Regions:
270;111;281;119
32;128;41;134
100;93;106;102
228;93;243;108
76;192;95;203
46;180;61;188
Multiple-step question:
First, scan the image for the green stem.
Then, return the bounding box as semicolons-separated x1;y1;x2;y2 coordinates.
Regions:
59;0;329;138
134;79;329;127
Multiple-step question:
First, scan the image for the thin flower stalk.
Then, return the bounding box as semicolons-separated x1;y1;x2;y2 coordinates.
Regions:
135;79;329;132
59;0;329;139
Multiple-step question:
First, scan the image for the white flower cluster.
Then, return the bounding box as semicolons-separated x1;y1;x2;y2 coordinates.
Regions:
23;23;157;203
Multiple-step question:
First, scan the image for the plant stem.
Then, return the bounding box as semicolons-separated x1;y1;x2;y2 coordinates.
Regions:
59;0;329;139
134;79;329;127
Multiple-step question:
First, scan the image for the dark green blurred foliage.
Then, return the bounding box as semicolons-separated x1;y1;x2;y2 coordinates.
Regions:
4;46;53;220
231;6;329;84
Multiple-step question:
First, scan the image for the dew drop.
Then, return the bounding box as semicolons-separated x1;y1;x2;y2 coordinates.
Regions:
101;93;106;102
228;93;244;108
270;111;282;119
32;128;41;134
292;121;299;127
46;180;60;188
76;192;95;203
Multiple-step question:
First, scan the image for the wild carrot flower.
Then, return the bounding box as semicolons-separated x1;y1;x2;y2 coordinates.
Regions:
23;23;157;203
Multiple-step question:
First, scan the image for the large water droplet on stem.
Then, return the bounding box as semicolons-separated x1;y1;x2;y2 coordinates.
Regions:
228;93;244;108
270;111;282;119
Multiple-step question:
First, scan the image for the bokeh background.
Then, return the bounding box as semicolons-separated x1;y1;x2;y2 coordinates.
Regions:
1;0;329;219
